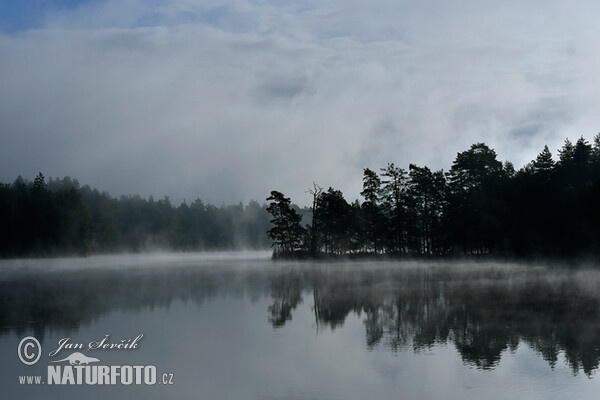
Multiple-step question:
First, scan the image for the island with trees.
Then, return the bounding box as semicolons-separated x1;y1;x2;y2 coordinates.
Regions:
266;135;600;259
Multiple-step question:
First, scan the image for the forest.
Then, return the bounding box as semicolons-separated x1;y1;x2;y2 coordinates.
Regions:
0;174;272;257
266;134;600;258
3;134;600;259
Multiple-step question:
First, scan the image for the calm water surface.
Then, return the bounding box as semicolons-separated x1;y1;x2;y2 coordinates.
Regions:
1;252;600;399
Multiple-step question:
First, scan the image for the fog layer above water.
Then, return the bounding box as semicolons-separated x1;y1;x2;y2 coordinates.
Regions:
2;253;600;375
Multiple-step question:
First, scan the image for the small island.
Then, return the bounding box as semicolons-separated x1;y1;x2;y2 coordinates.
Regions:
266;136;600;259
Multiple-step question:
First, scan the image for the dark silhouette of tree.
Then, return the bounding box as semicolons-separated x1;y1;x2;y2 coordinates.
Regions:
32;172;47;194
266;191;306;256
445;143;504;254
533;145;555;179
0;173;274;257
380;163;408;254
592;133;600;171
307;183;323;257
6;132;600;259
558;138;575;166
447;143;503;191
361;168;384;253
348;199;366;252
266;134;600;258
406;164;447;254
0;173;94;256
317;188;352;254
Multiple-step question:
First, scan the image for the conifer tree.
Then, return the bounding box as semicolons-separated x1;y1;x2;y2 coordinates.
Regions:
266;191;305;255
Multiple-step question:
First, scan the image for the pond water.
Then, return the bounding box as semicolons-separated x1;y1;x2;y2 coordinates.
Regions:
1;253;600;399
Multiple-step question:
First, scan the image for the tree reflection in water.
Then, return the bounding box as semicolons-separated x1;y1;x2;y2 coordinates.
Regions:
1;261;600;375
268;264;600;375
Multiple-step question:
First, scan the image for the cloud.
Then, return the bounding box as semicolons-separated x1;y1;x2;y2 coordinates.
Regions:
1;1;600;205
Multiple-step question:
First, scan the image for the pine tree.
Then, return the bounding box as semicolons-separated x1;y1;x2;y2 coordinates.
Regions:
558;139;575;166
592;133;600;173
266;191;305;255
532;145;554;179
32;172;47;194
361;168;381;204
380;163;407;253
361;168;383;253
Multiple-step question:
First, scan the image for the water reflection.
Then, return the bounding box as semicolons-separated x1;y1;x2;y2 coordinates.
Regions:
1;260;600;375
268;264;600;375
0;262;270;340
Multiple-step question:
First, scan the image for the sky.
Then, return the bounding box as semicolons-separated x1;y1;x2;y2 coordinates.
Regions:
1;0;600;205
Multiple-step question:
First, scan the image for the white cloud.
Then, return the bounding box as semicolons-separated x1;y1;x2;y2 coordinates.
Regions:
1;1;600;204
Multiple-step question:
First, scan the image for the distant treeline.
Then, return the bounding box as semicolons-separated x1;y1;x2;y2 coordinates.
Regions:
266;134;600;258
0;175;274;257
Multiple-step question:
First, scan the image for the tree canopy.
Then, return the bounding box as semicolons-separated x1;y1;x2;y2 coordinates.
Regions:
0;175;272;257
267;134;600;258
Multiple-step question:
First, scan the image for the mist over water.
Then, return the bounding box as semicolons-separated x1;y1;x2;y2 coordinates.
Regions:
2;253;600;399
